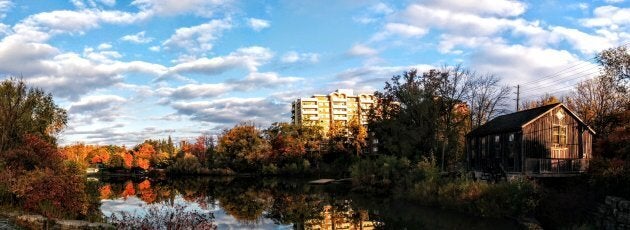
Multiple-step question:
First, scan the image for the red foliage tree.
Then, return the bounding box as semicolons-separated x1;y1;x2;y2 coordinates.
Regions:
12;168;88;218
2;134;64;171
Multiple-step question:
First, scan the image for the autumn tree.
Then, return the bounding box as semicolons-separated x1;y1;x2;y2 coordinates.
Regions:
134;143;156;170
191;135;214;167
0;78;67;152
60;143;94;169
216;123;270;172
89;147;110;165
521;94;562;110
348;116;367;157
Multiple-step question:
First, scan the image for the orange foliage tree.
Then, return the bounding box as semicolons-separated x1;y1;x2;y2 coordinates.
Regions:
123;152;134;169
134;143;156;170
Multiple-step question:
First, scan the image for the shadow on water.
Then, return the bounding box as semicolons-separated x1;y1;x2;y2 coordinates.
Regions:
93;176;519;229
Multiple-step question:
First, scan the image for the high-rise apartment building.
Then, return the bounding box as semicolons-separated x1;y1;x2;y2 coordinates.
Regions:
291;89;376;134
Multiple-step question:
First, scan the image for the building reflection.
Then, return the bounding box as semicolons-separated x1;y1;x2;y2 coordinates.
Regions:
303;204;377;230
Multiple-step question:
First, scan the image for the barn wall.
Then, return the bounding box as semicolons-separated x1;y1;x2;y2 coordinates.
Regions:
522;107;583;159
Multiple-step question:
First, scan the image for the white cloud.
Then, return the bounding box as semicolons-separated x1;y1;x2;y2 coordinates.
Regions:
604;0;625;3
97;43;113;50
0;0;12;19
162;19;232;54
149;46;160;52
372;23;428;41
353;2;394;24
232;72;302;91
469;44;599;88
158;71;301;100
120;31;153;43
549;26;615;54
131;0;233;17
68;94;126;116
581;6;630;30
167;46;273;77
347;44;378;57
247;18;270;31
421;0;526;17
159;83;232;100
280;51;319;63
171;97;288;125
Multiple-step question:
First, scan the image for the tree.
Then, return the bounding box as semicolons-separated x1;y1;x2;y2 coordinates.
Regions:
370;69;439;161
521;94;562;110
216;123;271;171
597;45;629;91
348;116;367;157
566;75;627;136
134;143;156;170
0;78;67;152
467;73;511;129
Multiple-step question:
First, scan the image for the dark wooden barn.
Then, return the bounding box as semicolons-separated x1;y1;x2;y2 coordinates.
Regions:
466;103;595;178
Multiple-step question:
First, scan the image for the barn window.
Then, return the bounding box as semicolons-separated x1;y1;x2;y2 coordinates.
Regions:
495;135;500;142
509;133;514;142
552;125;567;145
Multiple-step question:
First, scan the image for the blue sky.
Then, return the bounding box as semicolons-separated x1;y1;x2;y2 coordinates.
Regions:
0;0;627;145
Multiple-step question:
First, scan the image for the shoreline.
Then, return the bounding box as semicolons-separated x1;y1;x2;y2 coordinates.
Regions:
0;208;114;230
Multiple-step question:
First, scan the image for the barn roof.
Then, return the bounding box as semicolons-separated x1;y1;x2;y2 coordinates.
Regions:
467;103;562;137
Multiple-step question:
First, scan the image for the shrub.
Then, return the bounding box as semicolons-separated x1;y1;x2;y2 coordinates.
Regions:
108;204;216;230
166;156;203;175
350;155;411;193
262;163;279;175
11;168;88;219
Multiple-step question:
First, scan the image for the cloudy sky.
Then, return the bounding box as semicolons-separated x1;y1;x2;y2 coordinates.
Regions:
0;0;627;145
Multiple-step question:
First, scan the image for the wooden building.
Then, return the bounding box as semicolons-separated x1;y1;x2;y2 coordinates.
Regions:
466;103;595;178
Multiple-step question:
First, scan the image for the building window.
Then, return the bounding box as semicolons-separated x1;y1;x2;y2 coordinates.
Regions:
509;133;514;142
552;125;567;145
494;135;500;143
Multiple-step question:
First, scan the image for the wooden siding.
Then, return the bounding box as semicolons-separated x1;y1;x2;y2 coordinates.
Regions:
522;107;591;159
467;105;593;175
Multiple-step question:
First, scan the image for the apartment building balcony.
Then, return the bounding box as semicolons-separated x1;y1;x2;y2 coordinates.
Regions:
301;104;318;109
302;110;318;114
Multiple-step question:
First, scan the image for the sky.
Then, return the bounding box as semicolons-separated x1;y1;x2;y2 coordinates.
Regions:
0;0;627;146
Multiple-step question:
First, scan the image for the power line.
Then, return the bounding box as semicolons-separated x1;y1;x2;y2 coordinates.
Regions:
517;41;629;88
519;68;600;94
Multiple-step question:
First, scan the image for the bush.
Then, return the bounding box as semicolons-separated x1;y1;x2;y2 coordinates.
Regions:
410;177;539;218
262;163;279;175
350;155;411;193
588;158;630;199
166;157;203;175
11;168;88;219
108;204;216;230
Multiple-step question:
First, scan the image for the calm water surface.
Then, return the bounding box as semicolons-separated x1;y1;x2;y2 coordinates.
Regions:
93;177;519;229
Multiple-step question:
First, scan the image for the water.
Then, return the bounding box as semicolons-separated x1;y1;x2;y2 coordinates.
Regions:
91;177;519;229
0;218;19;230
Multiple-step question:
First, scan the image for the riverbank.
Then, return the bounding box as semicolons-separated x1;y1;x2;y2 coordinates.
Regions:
0;207;114;230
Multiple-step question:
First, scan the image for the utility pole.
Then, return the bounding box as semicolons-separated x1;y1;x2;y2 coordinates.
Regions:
515;85;520;112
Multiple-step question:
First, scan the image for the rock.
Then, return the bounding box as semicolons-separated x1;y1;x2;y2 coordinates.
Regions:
606;196;621;206
619;200;630;212
55;219;115;229
15;214;48;229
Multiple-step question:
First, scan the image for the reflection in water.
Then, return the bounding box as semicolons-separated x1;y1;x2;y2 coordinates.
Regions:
91;177;518;229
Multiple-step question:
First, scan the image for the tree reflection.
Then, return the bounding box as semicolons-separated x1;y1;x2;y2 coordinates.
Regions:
93;178;382;229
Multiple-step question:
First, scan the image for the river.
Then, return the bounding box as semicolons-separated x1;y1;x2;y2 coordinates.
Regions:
88;176;519;229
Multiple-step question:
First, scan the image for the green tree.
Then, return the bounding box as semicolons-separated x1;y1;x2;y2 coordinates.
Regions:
0;78;67;152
